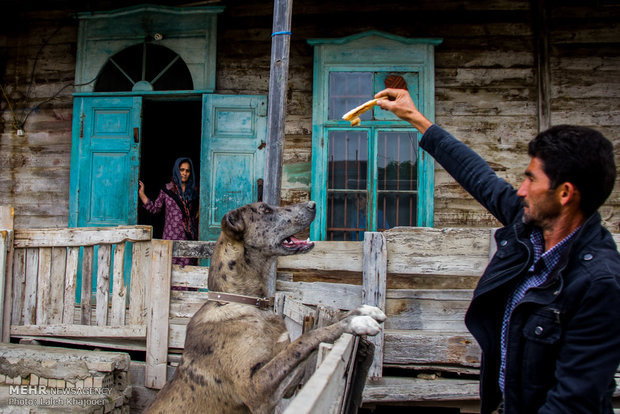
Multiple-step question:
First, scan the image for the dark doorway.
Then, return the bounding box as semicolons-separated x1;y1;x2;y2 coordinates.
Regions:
138;99;202;239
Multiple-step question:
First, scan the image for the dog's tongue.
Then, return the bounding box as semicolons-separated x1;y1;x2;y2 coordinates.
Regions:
282;236;313;249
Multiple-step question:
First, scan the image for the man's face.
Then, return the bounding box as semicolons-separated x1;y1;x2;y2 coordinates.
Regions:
179;162;191;184
517;157;562;229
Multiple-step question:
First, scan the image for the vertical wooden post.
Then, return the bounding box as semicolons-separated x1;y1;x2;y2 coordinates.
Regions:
264;0;293;296
145;239;172;389
0;206;14;342
532;0;551;131
263;0;293;206
362;232;387;380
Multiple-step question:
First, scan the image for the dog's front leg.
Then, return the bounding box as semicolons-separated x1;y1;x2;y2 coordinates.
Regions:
243;305;385;414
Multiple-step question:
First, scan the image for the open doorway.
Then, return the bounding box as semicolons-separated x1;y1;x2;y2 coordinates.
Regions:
138;99;202;239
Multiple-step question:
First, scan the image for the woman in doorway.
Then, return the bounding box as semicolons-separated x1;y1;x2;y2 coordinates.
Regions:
138;157;199;267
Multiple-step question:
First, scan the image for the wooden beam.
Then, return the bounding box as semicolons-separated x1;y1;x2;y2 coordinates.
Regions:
363;376;480;404
283;334;357;414
14;226;152;248
264;0;294;298
264;0;293;205
0;206;14;342
532;0;551;131
362;232;387;380
145;239;172;389
10;324;146;339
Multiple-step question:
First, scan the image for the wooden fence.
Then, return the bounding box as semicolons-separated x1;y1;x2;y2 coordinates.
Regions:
1;207;618;412
0;207;173;390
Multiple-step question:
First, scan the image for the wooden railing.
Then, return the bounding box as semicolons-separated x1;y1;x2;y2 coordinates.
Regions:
0;207;173;390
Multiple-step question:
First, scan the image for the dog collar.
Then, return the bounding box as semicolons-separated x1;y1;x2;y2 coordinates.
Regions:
207;291;274;310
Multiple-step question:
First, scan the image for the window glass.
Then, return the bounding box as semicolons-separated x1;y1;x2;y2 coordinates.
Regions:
95;43;193;92
327;130;368;240
377;131;418;228
328;72;373;120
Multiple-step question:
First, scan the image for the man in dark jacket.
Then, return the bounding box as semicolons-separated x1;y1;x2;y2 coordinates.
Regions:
376;88;620;413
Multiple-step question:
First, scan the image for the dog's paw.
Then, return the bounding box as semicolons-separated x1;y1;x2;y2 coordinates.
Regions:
347;315;382;336
356;305;386;323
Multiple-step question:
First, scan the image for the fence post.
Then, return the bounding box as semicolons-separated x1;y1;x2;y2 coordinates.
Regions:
145;239;172;389
362;232;387;380
0;207;14;342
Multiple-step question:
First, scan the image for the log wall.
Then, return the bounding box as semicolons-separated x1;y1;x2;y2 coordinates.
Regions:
1;1;619;231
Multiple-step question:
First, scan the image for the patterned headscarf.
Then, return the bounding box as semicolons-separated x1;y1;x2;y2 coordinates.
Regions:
172;157;198;203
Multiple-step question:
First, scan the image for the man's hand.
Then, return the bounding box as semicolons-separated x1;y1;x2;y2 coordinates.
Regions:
375;88;433;133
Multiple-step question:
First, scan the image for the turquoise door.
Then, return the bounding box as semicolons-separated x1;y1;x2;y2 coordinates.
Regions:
200;94;267;240
69;96;142;227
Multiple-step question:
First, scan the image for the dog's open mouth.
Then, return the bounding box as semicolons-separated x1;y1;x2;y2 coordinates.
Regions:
281;235;314;252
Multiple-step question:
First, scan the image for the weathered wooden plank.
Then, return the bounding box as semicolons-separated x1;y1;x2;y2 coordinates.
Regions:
111;243;127;326
169;290;207;319
283;334;356;414
10;249;26;326
363;376;480;404
128;241;151;325
0;207;14;230
383;329;480;368
172;240;216;259
263;0;293;205
362;232;387;380
278;241;363;272
0;230;10;341
35;247;52;324
385;289;472;332
48;247;67;324
169;301;202;320
146;239;172;389
170;264;209;289
22;248;39;325
385;227;493;276
10;324;146;339
62;246;79;324
276;280;362;310
1;211;14;340
80;246;93;325
14;226;152;248
168;319;188;349
95;244;111;326
282;295;317;326
280;295;317;341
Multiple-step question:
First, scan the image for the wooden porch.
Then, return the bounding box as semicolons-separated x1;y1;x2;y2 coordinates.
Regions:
1;206;618;413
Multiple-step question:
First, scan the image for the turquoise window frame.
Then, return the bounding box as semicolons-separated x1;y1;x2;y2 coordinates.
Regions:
308;31;442;240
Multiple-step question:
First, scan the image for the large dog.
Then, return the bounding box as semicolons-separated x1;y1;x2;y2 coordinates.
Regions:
145;201;385;414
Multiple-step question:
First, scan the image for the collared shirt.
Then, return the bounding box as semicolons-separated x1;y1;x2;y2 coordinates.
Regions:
498;226;580;392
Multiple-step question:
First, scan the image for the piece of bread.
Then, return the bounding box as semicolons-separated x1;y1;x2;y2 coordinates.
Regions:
342;96;388;126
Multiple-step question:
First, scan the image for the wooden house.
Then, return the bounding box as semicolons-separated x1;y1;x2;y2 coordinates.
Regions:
1;0;618;233
1;0;619;412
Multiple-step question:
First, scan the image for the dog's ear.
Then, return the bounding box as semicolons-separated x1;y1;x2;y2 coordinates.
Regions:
221;208;245;240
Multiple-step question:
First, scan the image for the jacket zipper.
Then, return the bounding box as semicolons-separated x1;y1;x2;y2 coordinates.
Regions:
501;225;533;413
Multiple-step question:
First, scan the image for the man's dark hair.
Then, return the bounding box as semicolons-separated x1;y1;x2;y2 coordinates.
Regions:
528;125;616;217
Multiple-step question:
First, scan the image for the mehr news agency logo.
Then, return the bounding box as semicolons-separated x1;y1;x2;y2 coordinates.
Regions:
7;384;111;407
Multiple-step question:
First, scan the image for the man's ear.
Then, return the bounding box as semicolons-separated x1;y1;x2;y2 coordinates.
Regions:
558;182;580;207
221;208;245;240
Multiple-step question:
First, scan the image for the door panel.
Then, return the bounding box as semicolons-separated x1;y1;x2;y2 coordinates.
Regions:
201;94;267;241
69;96;142;227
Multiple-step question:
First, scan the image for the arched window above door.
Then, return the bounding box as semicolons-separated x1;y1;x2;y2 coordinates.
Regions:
95;43;193;92
75;5;223;93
